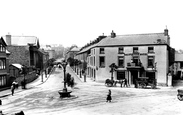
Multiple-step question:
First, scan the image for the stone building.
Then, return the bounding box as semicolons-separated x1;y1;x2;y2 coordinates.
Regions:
0;37;10;88
76;29;175;87
4;34;45;70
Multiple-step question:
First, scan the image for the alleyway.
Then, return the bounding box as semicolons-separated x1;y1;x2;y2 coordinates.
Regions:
0;66;183;115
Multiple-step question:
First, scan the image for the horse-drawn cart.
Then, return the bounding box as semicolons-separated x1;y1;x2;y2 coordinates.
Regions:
136;77;156;89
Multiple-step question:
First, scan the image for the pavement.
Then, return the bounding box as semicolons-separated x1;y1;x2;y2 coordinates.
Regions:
0;68;54;98
0;65;181;115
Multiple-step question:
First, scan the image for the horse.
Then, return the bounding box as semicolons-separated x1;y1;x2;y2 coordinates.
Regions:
105;79;116;87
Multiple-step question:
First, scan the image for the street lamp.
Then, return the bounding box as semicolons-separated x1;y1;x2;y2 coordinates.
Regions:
61;60;68;92
58;60;72;98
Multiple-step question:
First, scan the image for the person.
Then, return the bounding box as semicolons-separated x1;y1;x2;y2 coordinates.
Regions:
124;78;128;87
11;80;18;96
11;82;15;96
106;89;112;102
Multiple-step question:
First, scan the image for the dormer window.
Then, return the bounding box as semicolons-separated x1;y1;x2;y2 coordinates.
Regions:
100;48;105;54
133;47;138;53
148;47;154;53
118;47;124;54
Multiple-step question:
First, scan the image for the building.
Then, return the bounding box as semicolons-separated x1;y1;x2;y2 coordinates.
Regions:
4;34;44;70
76;29;175;87
40;45;56;59
0;37;10;88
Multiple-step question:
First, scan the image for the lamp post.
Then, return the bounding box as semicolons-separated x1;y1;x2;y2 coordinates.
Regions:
61;60;68;92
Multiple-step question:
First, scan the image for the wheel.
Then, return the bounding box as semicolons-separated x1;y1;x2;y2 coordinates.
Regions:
139;82;146;88
177;94;183;101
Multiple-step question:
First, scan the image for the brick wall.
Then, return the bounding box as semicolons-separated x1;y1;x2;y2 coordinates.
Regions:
7;46;30;66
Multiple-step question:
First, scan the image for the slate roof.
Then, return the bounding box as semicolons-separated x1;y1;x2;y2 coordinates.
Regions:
97;33;169;47
4;35;39;46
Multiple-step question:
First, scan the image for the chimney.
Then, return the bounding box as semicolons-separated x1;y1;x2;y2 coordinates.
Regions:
5;34;11;45
164;28;168;36
111;30;116;38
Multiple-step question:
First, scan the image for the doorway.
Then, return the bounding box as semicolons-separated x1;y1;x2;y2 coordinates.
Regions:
131;70;138;84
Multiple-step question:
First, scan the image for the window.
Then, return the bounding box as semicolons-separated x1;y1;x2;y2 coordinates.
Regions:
118;47;124;54
133;47;138;53
146;72;155;80
99;56;105;67
0;75;6;86
117;71;125;80
94;56;95;66
118;56;124;67
133;56;139;65
148;56;154;68
0;58;6;69
148;47;154;53
0;44;5;52
100;48;105;54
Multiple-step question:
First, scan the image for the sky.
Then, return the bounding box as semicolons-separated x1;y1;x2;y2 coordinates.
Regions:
0;0;183;50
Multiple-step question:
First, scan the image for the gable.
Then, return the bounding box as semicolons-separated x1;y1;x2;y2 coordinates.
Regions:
0;37;7;46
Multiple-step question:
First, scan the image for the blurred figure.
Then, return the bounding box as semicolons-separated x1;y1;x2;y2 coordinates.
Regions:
106;89;112;102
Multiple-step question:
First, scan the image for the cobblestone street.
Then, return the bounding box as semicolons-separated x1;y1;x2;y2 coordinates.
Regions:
0;66;182;115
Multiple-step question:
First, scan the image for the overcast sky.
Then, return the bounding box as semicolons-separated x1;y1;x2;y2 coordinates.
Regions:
0;0;182;50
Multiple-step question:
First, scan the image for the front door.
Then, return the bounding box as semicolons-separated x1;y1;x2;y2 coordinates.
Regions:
131;70;138;84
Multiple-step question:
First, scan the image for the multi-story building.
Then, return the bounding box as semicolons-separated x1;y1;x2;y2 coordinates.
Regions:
4;34;44;70
77;29;175;87
0;37;10;88
40;45;56;59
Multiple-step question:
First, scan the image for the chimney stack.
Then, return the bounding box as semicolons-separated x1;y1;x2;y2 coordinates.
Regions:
5;34;11;45
111;30;116;38
164;27;168;36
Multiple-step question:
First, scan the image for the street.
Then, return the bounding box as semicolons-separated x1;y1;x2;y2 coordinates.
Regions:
1;66;183;115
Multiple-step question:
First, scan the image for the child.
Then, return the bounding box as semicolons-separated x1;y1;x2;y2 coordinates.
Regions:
106;89;112;102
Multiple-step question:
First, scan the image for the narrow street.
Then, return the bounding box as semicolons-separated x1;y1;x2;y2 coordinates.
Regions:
0;66;183;115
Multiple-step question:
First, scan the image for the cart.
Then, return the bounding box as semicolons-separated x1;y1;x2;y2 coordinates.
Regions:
136;77;156;89
177;89;183;101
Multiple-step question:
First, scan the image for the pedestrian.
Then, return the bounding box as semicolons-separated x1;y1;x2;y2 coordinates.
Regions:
106;89;112;102
11;82;15;96
123;78;128;87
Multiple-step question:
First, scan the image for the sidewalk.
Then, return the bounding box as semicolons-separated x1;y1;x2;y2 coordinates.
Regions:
68;66;102;85
0;69;53;98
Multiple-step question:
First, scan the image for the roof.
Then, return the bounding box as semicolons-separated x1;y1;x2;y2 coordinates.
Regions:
11;63;23;69
78;43;98;54
4;35;39;46
97;33;169;47
175;53;183;62
0;37;7;46
70;47;81;52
